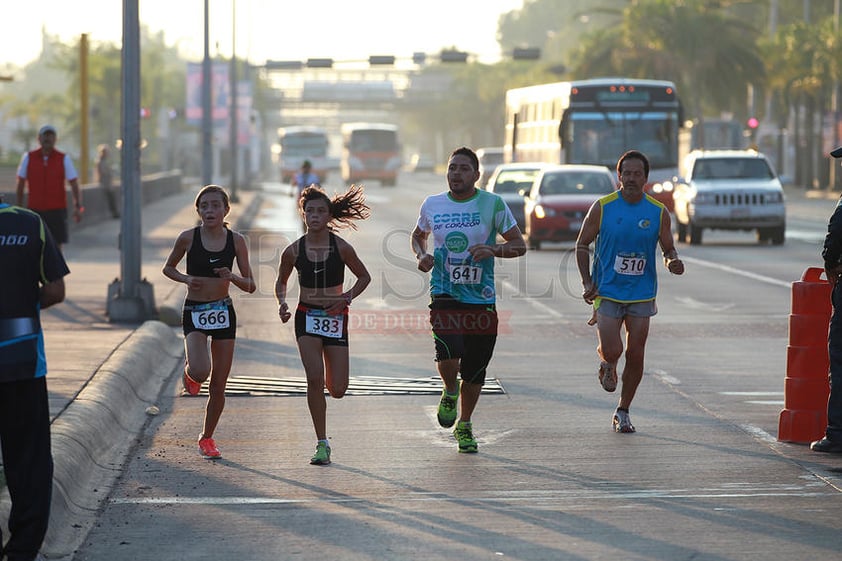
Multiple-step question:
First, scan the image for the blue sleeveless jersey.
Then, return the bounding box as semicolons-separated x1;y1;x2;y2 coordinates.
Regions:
592;192;665;303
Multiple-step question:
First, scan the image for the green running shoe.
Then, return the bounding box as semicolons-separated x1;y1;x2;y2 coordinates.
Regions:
453;420;478;453
310;441;331;465
437;381;460;428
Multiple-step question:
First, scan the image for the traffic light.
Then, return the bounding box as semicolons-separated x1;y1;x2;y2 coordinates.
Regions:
368;55;396;66
140;107;151;118
265;60;303;70
512;47;540;60
306;58;333;68
440;49;469;63
747;117;759;129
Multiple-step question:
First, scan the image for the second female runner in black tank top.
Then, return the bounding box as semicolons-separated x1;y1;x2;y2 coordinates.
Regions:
294;231;345;289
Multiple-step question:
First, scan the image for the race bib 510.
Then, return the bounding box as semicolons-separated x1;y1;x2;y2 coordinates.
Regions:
614;254;646;276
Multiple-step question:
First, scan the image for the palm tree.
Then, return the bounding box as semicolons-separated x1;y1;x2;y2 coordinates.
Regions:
571;0;765;144
761;18;842;187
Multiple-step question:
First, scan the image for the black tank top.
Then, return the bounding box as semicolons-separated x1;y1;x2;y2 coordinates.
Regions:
295;232;345;288
186;227;236;277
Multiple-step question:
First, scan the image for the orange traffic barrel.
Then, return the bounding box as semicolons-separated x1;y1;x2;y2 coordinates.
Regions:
778;267;831;443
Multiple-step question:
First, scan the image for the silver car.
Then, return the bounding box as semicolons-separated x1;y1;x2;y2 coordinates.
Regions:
672;150;786;245
485;162;550;230
476;147;505;189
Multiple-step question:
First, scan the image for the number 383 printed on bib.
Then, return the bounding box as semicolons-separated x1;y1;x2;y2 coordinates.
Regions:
305;309;344;338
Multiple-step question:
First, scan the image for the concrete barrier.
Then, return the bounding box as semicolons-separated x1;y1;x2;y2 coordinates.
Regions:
0;170;186;230
41;320;183;559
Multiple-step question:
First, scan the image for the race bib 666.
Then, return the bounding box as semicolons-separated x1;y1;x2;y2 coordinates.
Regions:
191;302;230;330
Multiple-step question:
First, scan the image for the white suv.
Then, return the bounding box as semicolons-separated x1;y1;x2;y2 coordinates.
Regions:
672;149;786;245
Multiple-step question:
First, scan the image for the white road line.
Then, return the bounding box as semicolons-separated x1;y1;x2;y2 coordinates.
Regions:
110;485;829;506
721;391;784;396
739;424;779;444
681;256;791;289
650;369;681;385
502;279;565;318
786;228;825;244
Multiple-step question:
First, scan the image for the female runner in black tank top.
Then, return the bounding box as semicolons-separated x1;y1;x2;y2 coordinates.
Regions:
163;184;256;459
275;184;371;465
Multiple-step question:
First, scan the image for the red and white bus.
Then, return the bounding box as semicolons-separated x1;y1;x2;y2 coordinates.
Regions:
340;122;401;186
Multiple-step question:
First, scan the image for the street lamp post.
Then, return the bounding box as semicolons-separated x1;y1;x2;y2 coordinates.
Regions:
201;0;213;187
229;0;238;202
107;0;156;322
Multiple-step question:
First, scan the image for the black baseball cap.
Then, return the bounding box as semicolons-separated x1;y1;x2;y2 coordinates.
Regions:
832;146;842;158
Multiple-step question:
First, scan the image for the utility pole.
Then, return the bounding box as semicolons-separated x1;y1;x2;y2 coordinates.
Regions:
80;34;90;185
201;0;213;187
827;0;839;191
229;0;239;202
107;0;156;322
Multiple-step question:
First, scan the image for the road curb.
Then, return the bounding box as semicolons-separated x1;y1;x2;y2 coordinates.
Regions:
41;320;183;559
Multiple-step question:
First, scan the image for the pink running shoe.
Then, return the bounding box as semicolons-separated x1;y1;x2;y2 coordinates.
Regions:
198;437;221;458
183;365;201;396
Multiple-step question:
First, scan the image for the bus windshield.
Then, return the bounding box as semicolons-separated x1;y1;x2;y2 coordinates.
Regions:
566;112;680;170
281;134;328;157
350;130;398;151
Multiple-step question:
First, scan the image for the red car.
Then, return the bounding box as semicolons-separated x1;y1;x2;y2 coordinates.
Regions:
523;165;618;250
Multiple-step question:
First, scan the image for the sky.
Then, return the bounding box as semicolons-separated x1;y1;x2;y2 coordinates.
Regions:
1;0;525;69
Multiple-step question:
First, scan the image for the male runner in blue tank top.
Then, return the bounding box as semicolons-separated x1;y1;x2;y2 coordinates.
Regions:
576;150;684;433
411;146;526;453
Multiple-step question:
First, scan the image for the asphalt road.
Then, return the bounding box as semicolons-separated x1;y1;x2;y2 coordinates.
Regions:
70;175;842;561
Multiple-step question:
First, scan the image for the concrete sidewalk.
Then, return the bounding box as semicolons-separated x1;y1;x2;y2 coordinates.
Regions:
0;184;266;559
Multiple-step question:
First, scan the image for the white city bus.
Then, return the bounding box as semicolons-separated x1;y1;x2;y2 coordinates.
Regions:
275;125;330;184
505;78;685;209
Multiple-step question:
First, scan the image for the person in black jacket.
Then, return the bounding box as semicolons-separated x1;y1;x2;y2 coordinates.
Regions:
0;201;69;561
812;146;842;453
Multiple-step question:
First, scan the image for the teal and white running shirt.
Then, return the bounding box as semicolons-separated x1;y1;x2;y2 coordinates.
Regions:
416;189;517;304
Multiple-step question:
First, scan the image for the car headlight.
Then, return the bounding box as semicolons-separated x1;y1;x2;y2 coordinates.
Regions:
765;191;784;203
534;205;556;219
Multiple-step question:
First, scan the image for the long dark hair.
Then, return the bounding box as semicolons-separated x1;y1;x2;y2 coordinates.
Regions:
300;184;370;230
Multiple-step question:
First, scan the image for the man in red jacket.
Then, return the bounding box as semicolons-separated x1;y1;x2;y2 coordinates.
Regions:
16;125;83;250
